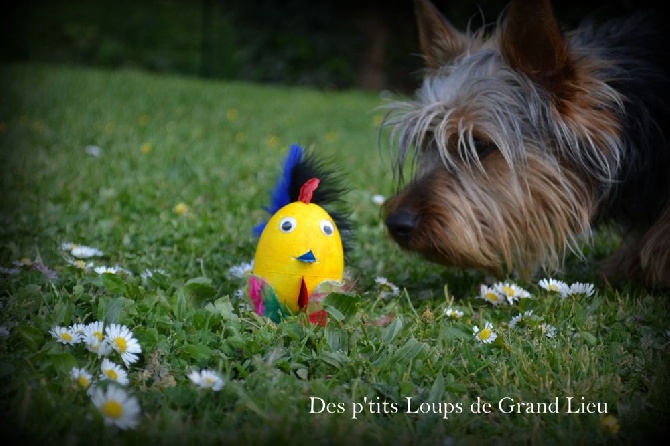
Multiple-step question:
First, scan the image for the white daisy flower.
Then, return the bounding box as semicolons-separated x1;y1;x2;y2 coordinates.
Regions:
509;314;523;328
540;323;557;338
375;276;400;298
70;367;93;389
509;310;534;329
87;338;113;356
495;282;531;304
105;324;141;367
65;257;94;270
85;145;103;157
84;322;113;356
473;321;497;344
70;323;87;336
0;266;20;275
100;358;129;386
84;321;105;343
371;194;386;205
62;243;104;258
188;369;224;391
90;385;141;430
566;282;595;297
49;326;81;345
140;269;167;282
238;302;253;312
13;257;33;267
538;278;569;294
61;242;75;251
444;308;464;319
228;261;254;279
94;265;131;275
479;284;506;306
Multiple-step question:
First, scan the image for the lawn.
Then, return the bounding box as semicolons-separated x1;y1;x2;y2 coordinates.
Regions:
0;63;669;445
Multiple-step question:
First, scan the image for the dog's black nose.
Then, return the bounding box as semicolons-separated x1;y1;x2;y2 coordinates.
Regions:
385;209;418;242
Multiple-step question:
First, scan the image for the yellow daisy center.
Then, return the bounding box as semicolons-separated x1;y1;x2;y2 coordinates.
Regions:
479;328;492;341
77;376;90;388
105;369;118;381
61;332;73;342
226;108;239;121
485;292;500;302
601;415;620;434
205;377;214;385
547;284;560;291
114;337;127;352
101;400;124;419
94;331;103;342
502;285;515;296
75;260;86;268
174;203;189;215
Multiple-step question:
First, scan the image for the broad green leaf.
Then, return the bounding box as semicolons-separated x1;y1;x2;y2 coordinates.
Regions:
393;338;428;364
323;293;360;322
181;277;216;306
97;297;122;325
325;323;348;353
182;344;213;361
101;273;127;294
15;325;45;352
49;352;78;374
428;373;446;402
383;317;404;344
580;331;597;346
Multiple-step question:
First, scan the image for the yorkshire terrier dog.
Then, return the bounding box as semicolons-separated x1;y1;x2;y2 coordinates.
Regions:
382;0;670;287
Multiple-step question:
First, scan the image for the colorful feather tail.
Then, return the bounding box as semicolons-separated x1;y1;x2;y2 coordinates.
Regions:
253;144;303;236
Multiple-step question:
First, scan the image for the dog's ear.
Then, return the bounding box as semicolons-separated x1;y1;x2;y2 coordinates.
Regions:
414;0;468;69
500;0;574;94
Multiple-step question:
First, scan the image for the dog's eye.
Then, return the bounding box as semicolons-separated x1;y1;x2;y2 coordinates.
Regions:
473;138;496;159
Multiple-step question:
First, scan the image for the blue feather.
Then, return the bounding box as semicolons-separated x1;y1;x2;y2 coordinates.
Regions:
253;144;303;236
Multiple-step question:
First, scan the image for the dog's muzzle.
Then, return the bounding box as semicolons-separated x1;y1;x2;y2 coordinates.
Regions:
385;209;418;243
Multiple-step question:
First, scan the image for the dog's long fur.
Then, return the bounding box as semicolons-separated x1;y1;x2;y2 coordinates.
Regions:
382;0;670;286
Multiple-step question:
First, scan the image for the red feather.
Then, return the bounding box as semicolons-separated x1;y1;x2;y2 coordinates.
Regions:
298;277;309;309
308;310;328;326
298;178;320;204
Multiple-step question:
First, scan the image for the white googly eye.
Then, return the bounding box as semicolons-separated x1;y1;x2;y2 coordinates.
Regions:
279;217;297;233
320;219;334;236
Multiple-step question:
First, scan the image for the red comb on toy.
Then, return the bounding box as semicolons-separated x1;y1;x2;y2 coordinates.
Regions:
298;178;320;204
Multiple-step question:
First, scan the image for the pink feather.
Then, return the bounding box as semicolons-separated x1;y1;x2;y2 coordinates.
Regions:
249;275;265;315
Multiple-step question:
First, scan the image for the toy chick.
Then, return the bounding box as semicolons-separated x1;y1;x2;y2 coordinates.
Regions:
249;144;351;324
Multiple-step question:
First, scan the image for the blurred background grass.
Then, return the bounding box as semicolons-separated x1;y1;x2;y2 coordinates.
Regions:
1;0;659;93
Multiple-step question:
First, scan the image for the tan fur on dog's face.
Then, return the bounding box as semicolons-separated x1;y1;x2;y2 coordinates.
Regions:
383;149;594;277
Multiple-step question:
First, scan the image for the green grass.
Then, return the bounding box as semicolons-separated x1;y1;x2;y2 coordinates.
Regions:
0;63;669;445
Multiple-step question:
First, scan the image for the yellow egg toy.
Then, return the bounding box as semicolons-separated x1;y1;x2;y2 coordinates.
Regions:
253;178;343;311
248;145;351;324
